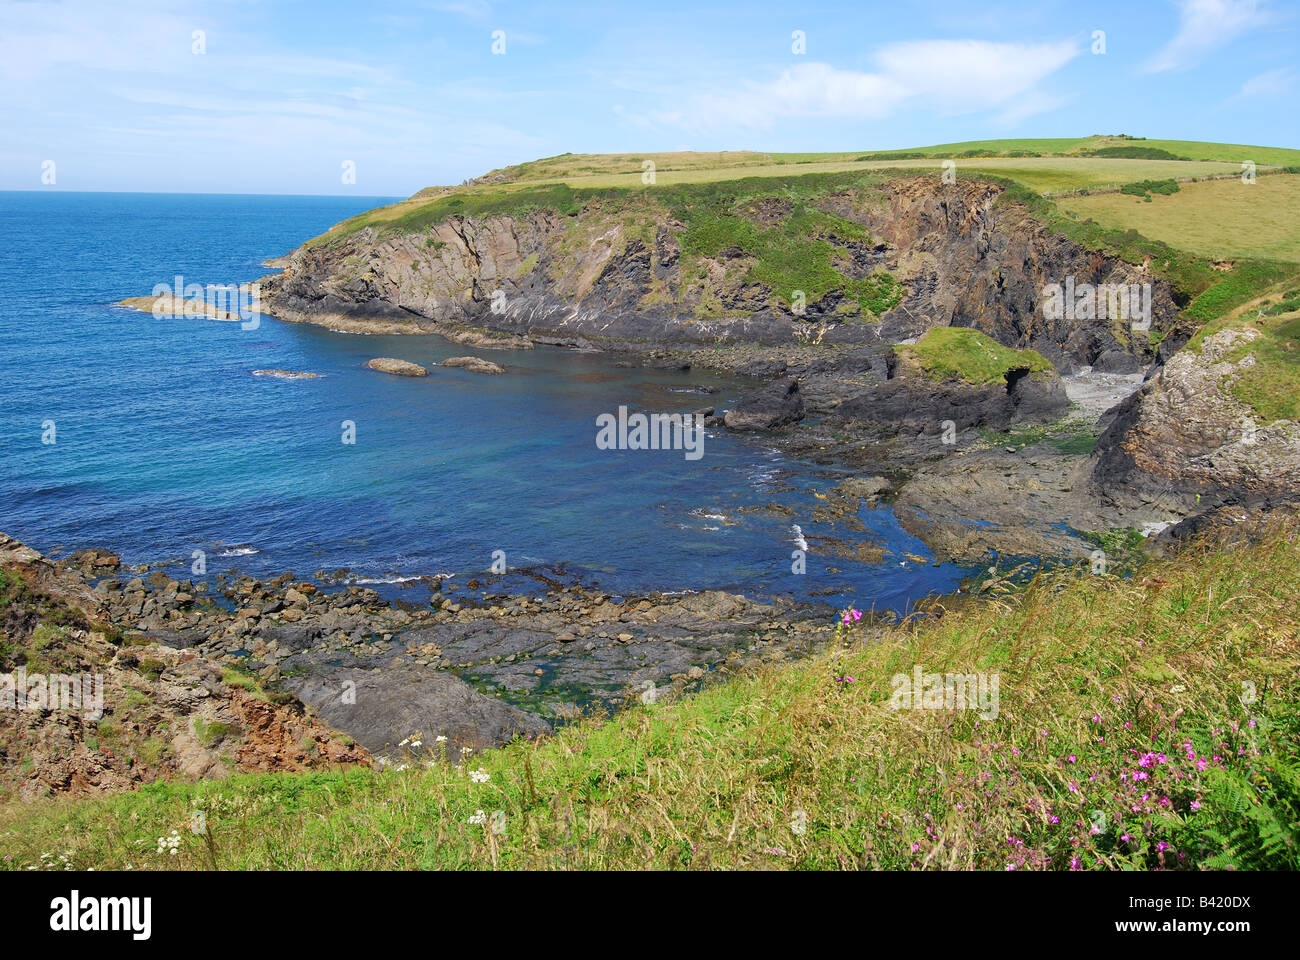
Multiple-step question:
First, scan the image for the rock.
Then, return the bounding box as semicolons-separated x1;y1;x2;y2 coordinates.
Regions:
441;356;505;375
442;328;533;351
284;665;549;755
67;548;121;574
366;357;428;377
251;369;320;379
837;476;891;500
1093;326;1300;511
725;378;806;431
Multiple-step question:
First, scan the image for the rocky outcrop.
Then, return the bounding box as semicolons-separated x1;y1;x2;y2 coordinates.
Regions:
832;360;1069;437
724;378;805;430
441;356;505;375
285;666;549;756
1092;326;1300;511
0;535;369;800
258;176;1178;373
366;357;428;377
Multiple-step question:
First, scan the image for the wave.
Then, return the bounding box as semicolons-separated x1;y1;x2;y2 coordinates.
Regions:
213;545;260;557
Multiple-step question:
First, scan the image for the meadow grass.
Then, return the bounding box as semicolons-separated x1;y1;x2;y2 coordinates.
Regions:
1061;174;1300;263
440;157;1242;196
4;528;1296;871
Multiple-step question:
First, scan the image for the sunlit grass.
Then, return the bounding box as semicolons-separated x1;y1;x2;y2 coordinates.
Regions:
1062;174;1300;263
4;527;1296;871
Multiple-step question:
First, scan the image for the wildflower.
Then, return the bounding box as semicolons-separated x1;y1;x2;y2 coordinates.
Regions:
1190;799;1201;811
1070;856;1082;871
468;810;487;825
469;768;490;784
436;735;448;743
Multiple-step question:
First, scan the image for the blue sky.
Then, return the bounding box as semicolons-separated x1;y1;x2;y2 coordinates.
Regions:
2;0;1297;195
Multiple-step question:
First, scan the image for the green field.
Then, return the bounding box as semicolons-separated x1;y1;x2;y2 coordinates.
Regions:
4;528;1297;870
1061;173;1300;263
321;137;1293;252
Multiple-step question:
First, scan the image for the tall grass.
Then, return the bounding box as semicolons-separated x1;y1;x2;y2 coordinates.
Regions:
3;527;1297;871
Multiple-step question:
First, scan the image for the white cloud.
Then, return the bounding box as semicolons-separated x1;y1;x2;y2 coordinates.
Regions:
641;39;1079;132
1236;66;1294;98
1143;0;1271;73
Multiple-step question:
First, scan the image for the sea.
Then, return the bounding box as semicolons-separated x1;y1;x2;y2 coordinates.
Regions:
0;191;976;611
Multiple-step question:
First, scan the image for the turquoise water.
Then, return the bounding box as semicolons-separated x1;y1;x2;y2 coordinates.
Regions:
0;191;972;610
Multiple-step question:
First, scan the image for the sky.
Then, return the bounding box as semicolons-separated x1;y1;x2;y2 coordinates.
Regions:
2;0;1297;195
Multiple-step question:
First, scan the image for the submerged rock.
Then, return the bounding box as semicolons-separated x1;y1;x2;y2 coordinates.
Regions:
441;356;505;375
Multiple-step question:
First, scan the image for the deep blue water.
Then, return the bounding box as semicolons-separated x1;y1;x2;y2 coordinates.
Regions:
0;191;973;611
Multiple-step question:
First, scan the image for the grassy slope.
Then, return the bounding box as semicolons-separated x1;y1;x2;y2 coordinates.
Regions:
3;529;1296;871
319;137;1298;244
1060;174;1300;263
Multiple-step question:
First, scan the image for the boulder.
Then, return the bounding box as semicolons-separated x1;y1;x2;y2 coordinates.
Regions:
366;357;428;377
441;356;505;375
724;378;805;431
284;664;549;755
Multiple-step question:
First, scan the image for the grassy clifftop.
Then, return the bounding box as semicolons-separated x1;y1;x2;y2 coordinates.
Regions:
904;328;1054;384
5;528;1296;871
314;136;1297;246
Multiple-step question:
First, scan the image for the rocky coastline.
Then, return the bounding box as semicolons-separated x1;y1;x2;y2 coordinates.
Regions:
48;169;1297;800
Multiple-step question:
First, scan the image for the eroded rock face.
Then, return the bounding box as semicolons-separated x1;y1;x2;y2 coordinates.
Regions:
833;365;1070;436
259;177;1178;372
1092;327;1300;510
0;536;369;800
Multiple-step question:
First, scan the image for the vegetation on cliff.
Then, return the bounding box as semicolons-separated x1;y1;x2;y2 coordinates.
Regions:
903;328;1054;385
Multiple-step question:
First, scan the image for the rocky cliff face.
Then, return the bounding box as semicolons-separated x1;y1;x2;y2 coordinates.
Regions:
1092;326;1300;512
262;177;1179;373
0;535;369;800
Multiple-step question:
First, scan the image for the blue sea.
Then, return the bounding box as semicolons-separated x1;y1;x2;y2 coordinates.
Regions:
0;191;974;610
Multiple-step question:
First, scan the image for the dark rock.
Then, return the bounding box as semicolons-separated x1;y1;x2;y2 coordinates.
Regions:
725;378;806;431
285;665;549;755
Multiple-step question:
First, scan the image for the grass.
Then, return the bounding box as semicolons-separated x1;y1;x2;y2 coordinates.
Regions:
316;138;1287;246
7;527;1295;871
903;327;1054;384
1225;313;1300;422
893;135;1300;166
1061;174;1300;263
673;193;899;315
